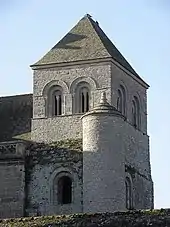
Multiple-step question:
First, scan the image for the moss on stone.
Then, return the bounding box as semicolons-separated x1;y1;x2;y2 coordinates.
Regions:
1;210;170;226
13;132;31;141
49;138;82;151
24;138;83;190
28;138;83;152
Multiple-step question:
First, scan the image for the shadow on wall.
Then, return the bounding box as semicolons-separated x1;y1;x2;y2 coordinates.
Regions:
0;138;83;218
24;139;82;217
0;94;33;142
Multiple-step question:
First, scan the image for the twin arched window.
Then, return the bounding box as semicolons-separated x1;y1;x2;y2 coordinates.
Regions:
47;82;90;116
47;85;63;117
117;85;126;115
132;96;140;129
75;82;90;114
47;83;140;127
116;86;141;129
125;176;133;209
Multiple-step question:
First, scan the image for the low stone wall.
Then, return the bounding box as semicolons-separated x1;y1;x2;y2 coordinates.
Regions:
0;210;170;226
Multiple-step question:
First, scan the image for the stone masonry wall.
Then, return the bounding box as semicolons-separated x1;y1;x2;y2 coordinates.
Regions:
123;121;153;209
82;114;126;213
0;163;25;218
32;62;112;142
0;142;26;218
132;170;154;209
123;123;151;177
32;115;82;143
82;109;153;211
111;62;153;208
25;141;83;216
111;62;148;134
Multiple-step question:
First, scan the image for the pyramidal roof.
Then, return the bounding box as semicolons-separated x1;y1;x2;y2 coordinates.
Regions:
32;14;139;78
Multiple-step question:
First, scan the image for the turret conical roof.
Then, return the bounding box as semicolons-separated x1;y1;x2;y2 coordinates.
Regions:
81;92;125;119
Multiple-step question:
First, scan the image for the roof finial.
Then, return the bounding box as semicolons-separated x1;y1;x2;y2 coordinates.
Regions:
85;13;92;18
100;91;107;104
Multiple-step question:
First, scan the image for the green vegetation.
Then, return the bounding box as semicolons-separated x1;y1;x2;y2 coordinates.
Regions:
0;210;170;227
28;138;83;152
13;132;31;141
49;138;82;151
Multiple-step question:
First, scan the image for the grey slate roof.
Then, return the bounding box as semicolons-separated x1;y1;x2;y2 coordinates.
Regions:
0;94;32;142
32;14;139;78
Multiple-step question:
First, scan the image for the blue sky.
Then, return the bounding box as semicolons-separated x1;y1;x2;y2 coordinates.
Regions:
0;0;170;208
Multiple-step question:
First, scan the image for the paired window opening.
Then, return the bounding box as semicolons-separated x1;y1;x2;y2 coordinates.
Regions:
57;176;72;204
116;86;141;129
74;83;90;114
47;86;63;117
48;83;90;116
47;84;141;129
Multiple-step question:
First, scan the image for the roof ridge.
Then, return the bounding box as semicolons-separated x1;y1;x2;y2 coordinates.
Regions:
0;93;32;99
81;16;112;57
88;17;139;77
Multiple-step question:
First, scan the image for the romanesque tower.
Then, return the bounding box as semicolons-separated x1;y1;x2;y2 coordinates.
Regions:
0;14;153;218
30;14;153;212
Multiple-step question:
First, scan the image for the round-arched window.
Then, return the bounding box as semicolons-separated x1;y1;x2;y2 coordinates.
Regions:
74;82;90;113
125;176;133;209
57;176;72;204
117;85;126;116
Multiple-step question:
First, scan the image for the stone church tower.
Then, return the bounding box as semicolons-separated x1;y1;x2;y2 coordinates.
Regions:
30;14;153;212
0;14;153;218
